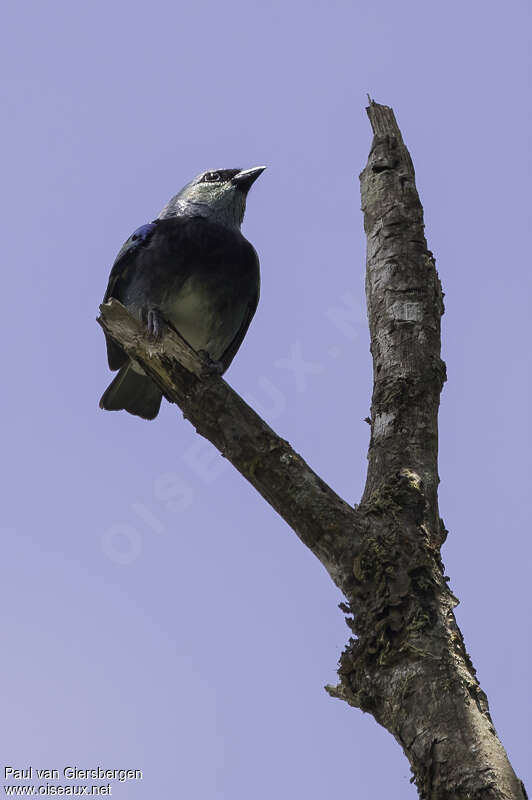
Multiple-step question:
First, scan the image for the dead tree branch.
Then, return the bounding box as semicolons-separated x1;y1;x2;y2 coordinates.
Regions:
97;101;527;800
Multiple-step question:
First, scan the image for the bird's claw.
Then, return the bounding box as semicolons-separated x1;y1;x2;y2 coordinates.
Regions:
197;350;224;377
146;308;165;340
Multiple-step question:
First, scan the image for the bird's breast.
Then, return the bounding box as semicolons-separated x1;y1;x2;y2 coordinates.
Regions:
162;276;242;360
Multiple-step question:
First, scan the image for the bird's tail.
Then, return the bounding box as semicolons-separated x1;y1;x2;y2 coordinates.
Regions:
99;363;163;420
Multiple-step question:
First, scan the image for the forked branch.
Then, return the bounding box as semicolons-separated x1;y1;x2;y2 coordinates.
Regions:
97;101;527;800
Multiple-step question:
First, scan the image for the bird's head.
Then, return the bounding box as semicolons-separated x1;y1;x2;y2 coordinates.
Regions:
158;166;266;228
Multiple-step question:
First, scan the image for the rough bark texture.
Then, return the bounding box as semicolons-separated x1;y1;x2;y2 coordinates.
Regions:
324;101;527;800
97;101;527;799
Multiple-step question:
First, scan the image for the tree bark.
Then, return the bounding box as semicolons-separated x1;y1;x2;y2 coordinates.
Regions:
97;101;527;800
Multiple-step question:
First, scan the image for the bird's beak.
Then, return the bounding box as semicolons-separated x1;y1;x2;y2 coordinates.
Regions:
231;166;266;192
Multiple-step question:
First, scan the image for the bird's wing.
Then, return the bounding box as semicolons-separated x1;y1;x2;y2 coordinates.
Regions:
219;240;260;372
102;222;159;370
103;222;159;304
219;289;260;373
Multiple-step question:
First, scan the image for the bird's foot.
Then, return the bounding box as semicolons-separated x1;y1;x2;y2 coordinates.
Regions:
146;308;165;340
197;350;224;377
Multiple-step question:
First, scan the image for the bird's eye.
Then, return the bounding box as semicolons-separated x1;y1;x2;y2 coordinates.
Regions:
204;171;220;182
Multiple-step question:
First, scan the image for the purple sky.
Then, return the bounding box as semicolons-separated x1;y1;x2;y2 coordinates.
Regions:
2;1;531;796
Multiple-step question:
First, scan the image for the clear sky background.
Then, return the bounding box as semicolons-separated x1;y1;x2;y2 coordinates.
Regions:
2;1;530;797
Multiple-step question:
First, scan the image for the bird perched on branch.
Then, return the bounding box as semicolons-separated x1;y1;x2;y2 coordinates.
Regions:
99;166;265;420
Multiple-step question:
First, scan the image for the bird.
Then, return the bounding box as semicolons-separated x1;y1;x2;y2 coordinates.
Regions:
99;166;265;420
